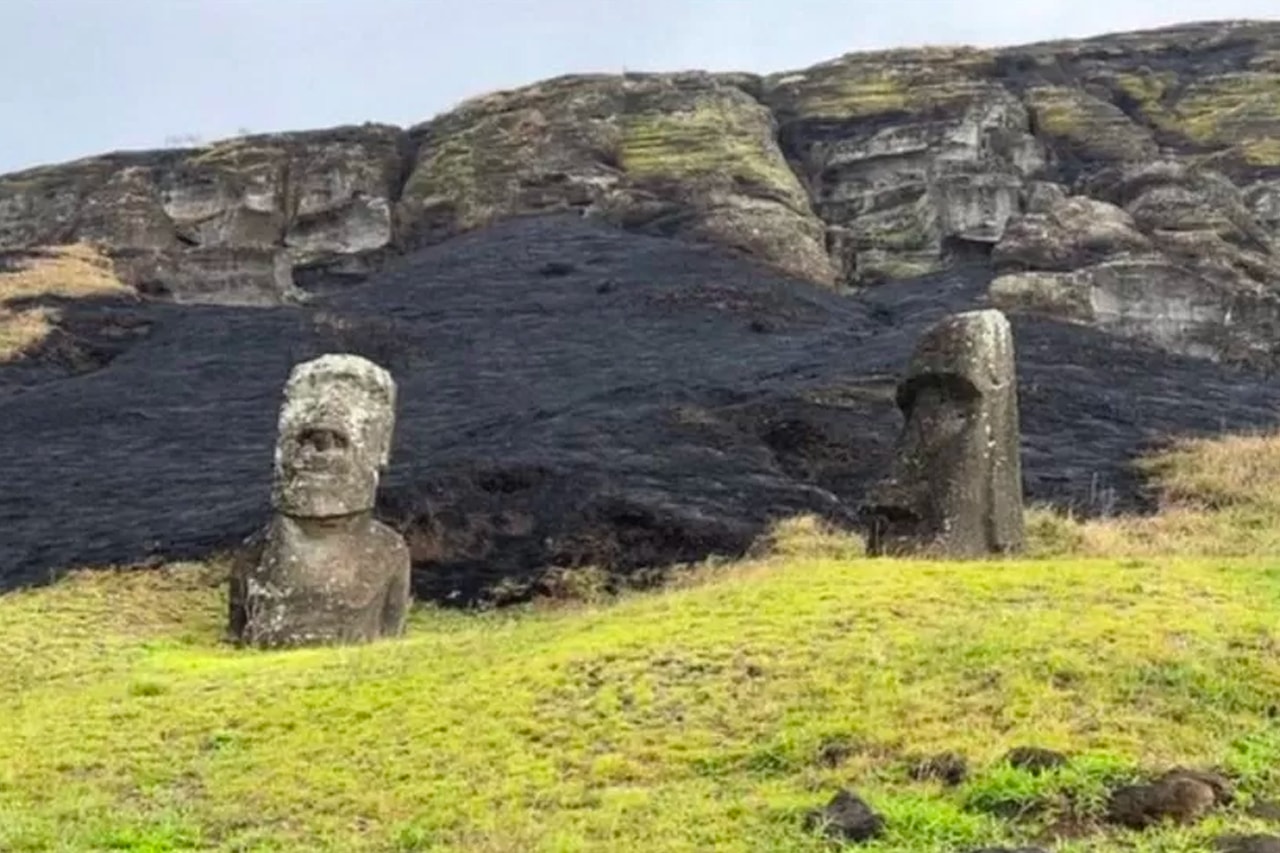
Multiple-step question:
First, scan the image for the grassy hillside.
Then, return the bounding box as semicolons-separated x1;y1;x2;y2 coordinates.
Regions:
2;436;1280;852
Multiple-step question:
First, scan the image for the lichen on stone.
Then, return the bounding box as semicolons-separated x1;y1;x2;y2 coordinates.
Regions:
1172;72;1280;148
1025;86;1157;162
619;102;803;204
765;47;996;121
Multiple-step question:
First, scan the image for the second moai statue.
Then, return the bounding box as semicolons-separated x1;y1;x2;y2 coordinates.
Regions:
228;354;412;648
862;309;1025;557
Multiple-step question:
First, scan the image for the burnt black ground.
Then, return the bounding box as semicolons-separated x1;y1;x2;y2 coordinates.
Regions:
3;215;1279;601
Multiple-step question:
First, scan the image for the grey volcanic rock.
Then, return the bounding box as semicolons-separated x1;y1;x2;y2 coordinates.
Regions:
992;159;1280;365
229;514;411;648
271;355;399;518
863;310;1024;557
991;258;1280;365
229;354;411;647
0;125;406;303
993;195;1151;272
397;72;837;284
3;216;1280;601
3;20;1277;304
764;47;1043;285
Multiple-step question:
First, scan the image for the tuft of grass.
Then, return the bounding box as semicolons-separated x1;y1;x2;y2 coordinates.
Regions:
0;243;130;303
752;514;866;560
0;243;132;360
0;305;54;360
1240;137;1280;167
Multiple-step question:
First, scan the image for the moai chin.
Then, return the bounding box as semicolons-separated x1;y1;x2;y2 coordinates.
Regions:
862;309;1025;557
228;354;412;648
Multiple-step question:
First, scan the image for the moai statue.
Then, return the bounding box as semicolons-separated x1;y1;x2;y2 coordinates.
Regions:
862;309;1024;557
228;354;411;647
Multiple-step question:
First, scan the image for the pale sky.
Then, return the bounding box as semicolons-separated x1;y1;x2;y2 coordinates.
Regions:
1;0;1274;174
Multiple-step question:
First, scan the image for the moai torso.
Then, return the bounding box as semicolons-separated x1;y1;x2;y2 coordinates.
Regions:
230;515;410;647
228;354;412;648
862;309;1025;557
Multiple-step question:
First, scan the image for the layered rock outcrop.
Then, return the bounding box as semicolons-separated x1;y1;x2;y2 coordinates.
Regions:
0;125;406;303
1;20;1277;316
991;160;1280;365
398;73;837;284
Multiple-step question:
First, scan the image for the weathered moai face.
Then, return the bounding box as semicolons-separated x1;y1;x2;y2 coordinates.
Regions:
864;309;1024;556
272;354;397;518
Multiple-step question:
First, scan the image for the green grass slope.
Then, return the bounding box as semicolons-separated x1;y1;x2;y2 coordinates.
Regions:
3;437;1280;852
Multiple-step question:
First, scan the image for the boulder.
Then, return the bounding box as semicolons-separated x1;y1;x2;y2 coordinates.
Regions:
993;195;1151;272
1023;86;1157;168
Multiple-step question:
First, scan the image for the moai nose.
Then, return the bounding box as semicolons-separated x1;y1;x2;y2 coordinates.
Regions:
299;428;345;453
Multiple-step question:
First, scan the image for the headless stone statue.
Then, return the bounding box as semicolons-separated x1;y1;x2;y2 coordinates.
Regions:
862;309;1025;557
228;354;411;648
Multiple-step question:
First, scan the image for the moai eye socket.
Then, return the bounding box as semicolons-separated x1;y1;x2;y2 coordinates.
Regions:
297;428;349;453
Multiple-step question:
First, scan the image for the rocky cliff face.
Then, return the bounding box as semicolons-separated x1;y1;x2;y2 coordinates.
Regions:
2;22;1277;356
0;125;408;303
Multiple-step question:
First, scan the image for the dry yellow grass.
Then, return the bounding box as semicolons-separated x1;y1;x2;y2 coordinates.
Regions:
1026;431;1280;558
0;306;54;359
0;243;131;359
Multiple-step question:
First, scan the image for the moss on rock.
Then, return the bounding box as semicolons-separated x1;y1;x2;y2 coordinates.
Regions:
764;46;997;121
619;102;802;203
399;74;835;283
1026;86;1157;164
1172;73;1280;147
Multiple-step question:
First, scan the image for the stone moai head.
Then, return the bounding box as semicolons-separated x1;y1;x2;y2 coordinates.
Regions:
863;309;1024;557
272;354;397;518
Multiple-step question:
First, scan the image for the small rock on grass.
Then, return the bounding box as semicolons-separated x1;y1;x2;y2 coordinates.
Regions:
1248;800;1280;822
1002;746;1068;774
908;751;969;786
805;789;885;843
1106;768;1232;829
1215;835;1280;853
